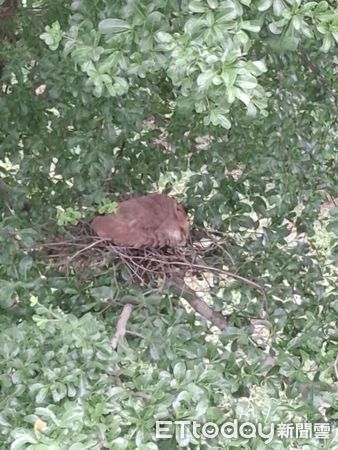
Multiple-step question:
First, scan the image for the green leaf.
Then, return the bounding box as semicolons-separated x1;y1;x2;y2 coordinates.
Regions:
331;300;338;313
90;286;115;300
98;19;131;34
207;0;218;9
221;69;238;87
320;35;332;52
251;60;267;73
10;433;38;449
19;256;33;275
208;109;232;129
236;77;257;89
173;362;186;381
235;88;251;106
69;445;89;450
241;20;261;32
273;0;286;16
188;1;206;13
217;7;238;22
257;0;272;11
36;404;61;423
155;31;173;44
0;281;16;308
197;70;216;89
36;387;49;404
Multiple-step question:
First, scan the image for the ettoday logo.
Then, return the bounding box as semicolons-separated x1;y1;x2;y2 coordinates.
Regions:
155;420;332;444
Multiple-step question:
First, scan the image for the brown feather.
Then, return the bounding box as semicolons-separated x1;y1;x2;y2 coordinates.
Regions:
91;194;189;248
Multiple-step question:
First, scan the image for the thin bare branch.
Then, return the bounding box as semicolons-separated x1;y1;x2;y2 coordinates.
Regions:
111;303;133;350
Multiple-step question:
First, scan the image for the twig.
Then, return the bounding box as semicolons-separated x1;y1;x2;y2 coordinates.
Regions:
67;239;106;262
118;252;263;293
111;303;133;350
126;330;145;339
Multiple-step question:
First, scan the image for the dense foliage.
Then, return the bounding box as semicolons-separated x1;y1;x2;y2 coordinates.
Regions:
0;0;337;448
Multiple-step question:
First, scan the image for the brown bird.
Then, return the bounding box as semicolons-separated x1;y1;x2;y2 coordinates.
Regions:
91;193;189;248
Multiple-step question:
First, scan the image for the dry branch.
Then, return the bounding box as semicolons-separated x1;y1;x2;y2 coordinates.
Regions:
111;303;133;350
170;276;227;331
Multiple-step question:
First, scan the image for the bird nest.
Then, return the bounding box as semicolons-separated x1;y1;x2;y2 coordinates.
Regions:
40;223;242;282
37;222;264;331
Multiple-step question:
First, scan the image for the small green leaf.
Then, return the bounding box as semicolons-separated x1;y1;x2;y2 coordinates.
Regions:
273;0;286;16
221;69;237;87
0;281;16;308
155;31;173;43
251;60;267;73
98;19;131;34
90;286;115;300
208;109;232;129
173;362;186;381
217;114;231;129
257;0;272;11
30;295;38;307
320;35;332;52
236;77;257;89
10;433;38;449
235;88;251;106
19;256;33;275
188;1;206;13
197;70;215;89
241;20;261;32
207;0;218;9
